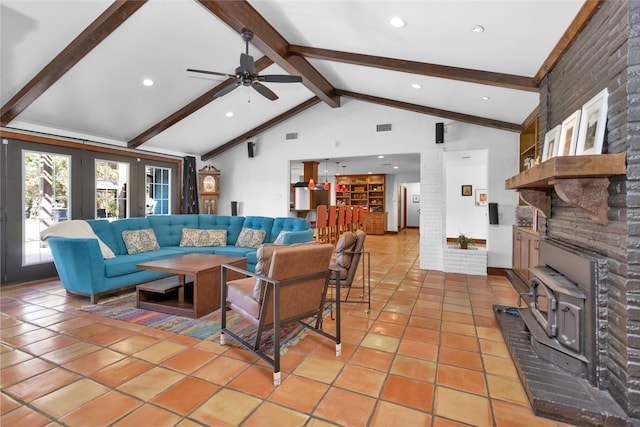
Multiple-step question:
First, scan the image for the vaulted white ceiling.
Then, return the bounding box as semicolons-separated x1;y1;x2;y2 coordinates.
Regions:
2;0;588;167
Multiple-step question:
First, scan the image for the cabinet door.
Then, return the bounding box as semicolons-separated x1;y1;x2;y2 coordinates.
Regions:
513;230;522;278
527;236;540;274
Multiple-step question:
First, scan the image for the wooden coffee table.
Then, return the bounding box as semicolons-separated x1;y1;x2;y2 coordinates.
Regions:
136;254;246;318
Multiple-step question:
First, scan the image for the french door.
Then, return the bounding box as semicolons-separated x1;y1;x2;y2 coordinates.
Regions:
2;139;81;283
1;137;179;285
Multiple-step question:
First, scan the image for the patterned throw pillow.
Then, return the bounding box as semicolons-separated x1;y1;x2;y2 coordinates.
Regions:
273;230;290;245
122;229;160;254
179;228;227;247
236;227;266;248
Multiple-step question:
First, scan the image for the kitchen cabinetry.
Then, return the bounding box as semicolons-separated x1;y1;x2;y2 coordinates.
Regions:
335;174;386;234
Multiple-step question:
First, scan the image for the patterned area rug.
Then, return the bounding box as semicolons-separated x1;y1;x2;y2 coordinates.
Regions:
79;293;313;355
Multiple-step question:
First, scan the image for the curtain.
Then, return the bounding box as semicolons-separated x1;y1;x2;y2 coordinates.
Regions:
182;156;199;214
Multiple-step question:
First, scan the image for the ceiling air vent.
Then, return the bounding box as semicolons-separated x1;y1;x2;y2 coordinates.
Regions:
376;123;393;132
286;132;298;140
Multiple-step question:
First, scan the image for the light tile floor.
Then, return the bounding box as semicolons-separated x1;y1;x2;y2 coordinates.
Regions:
0;229;576;426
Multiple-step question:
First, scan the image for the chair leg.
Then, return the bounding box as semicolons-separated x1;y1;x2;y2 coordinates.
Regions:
336;342;342;357
273;371;281;386
220;332;227;345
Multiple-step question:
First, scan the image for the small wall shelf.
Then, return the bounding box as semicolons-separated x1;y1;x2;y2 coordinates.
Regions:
505;154;626;225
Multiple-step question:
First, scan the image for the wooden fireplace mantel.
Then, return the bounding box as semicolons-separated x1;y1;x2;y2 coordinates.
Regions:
505;154;626;225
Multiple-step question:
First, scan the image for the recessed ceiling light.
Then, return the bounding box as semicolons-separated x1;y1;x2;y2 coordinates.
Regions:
471;24;485;33
142;78;154;87
225;111;234;117
390;17;406;28
393;166;399;169
378;155;384;159
368;171;373;174
411;83;422;89
481;96;490;101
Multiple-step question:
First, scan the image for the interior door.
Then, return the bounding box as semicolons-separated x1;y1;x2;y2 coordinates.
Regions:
1;139;81;284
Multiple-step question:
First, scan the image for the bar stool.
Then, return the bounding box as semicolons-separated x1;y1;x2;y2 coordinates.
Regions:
350;205;358;231
345;206;353;234
315;205;329;243
337;205;346;236
357;206;366;230
328;205;338;244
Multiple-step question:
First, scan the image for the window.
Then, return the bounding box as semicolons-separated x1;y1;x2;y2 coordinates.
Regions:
95;160;129;219
23;150;70;265
145;166;170;215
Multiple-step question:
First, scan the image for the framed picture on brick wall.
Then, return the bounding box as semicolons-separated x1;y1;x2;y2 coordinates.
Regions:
576;88;608;156
557;110;581;156
541;124;562;162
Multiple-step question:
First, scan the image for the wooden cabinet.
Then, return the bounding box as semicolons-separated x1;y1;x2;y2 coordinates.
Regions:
335;174;386;234
364;212;387;235
335;174;385;212
512;226;539;284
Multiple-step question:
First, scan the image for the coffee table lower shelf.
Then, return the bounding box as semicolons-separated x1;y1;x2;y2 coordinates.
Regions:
136;276;197;318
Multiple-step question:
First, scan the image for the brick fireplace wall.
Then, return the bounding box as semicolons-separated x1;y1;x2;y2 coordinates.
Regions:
537;0;639;416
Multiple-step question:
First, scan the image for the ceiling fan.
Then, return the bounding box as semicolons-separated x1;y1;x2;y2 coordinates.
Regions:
187;30;302;101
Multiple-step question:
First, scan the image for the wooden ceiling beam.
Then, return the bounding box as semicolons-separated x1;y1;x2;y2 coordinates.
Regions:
534;0;603;82
338;90;521;133
0;0;147;126
201;97;321;160
129;56;273;148
196;0;340;108
290;46;538;92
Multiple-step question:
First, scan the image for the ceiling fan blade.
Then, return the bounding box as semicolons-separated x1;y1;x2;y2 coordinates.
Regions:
214;81;241;98
240;53;256;75
258;75;303;83
252;82;279;101
187;68;234;78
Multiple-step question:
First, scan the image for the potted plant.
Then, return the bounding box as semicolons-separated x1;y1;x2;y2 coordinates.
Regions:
457;233;474;249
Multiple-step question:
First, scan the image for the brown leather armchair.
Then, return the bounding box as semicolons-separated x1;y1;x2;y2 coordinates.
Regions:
329;229;370;312
220;243;340;386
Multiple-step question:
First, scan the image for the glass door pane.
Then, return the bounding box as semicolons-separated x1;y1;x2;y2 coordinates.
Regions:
23;150;71;265
95;159;129;219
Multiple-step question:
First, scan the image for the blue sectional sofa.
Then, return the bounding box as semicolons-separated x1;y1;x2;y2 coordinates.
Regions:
46;214;314;303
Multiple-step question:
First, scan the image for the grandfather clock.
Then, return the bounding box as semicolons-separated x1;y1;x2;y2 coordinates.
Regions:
198;165;220;214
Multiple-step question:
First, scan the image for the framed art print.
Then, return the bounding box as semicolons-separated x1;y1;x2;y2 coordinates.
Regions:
475;189;487;207
576;88;608;155
556;110;581;157
541;124;561;162
461;185;472;196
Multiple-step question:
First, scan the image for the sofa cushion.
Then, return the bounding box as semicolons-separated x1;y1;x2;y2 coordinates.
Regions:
103;248;183;277
273;230;289;245
198;215;245;245
122;228;160;254
269;217;310;243
242;216;275;242
87;219;121;255
148;215;199;247
236;228;266;248
110;218;152;254
179;228;226;247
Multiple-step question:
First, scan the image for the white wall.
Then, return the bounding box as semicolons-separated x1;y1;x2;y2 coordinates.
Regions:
406;182;421;227
203;98;520;268
445;149;488;240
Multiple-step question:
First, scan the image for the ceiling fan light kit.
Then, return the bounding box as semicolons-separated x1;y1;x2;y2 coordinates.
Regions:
187;30;302;101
